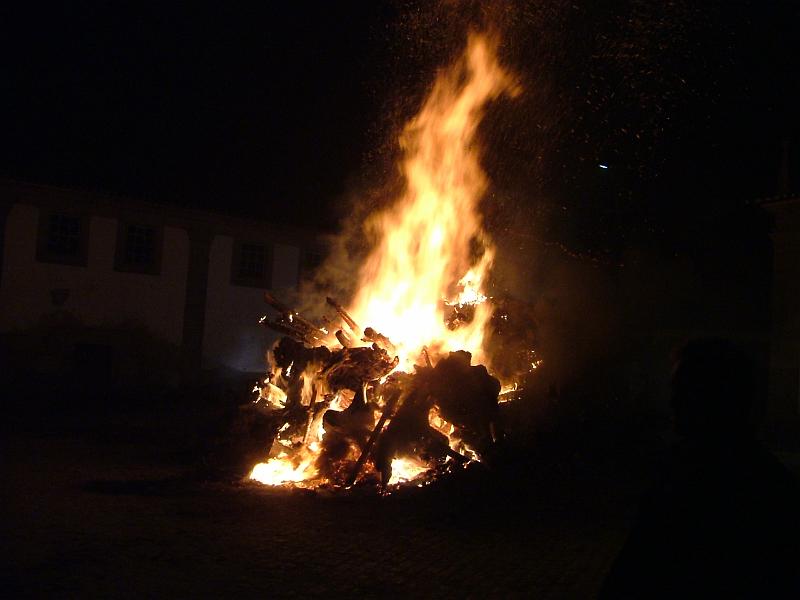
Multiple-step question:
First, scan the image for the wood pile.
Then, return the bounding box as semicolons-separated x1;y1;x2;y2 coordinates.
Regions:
258;293;501;488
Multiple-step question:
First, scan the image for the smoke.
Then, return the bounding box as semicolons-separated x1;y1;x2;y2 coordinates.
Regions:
292;187;384;317
283;0;748;377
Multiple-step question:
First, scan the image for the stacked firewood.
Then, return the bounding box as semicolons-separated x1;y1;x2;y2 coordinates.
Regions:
258;293;501;487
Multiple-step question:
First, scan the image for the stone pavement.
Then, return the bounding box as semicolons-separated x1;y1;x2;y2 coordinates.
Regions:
1;435;632;598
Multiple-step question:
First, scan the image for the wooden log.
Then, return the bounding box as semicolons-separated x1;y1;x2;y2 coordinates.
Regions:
326;297;360;336
345;386;400;487
444;446;469;464
289;313;324;338
363;327;396;354
261;318;311;343
335;329;353;348
302;384;320;444
264;292;326;341
421;346;433;368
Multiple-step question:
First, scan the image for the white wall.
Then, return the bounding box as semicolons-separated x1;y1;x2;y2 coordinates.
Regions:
1;202;303;374
202;235;300;372
0;203;189;345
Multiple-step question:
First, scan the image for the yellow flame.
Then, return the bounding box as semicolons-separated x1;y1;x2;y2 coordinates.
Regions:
347;33;517;370
258;382;287;408
429;407;456;436
250;455;317;485
388;457;429;485
450;268;489;306
250;33;518;488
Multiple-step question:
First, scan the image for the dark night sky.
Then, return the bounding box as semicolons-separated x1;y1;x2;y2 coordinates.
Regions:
1;1;798;250
1;2;397;222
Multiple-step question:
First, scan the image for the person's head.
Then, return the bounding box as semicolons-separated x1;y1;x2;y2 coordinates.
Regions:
671;339;759;441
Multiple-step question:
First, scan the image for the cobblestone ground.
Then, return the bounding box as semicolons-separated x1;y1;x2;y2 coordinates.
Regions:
1;435;633;598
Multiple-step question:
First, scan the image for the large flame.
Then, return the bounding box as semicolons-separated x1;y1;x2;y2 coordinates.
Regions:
348;32;517;369
250;32;517;487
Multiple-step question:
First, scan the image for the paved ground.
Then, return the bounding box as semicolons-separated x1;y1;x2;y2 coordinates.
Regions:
1;431;635;598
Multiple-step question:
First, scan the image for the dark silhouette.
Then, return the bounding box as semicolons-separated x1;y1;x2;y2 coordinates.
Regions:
601;339;800;598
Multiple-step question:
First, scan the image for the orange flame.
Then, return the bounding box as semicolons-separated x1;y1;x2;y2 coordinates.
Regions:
250;454;316;485
348;33;517;369
250;32;518;488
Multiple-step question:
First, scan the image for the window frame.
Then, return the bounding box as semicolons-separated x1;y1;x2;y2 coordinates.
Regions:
231;239;272;288
114;220;163;275
36;210;89;267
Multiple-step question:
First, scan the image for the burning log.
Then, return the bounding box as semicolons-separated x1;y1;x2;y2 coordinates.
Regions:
345;380;404;487
262;292;327;345
272;337;331;377
362;326;396;354
335;329;353;348
421;346;433;369
428;350;501;452
301;383;319;444
317;387;376;483
373;383;450;487
326;296;361;336
260;317;310;344
320;345;399;393
445;303;476;330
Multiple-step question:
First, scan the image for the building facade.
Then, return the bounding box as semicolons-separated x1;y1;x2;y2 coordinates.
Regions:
0;180;323;384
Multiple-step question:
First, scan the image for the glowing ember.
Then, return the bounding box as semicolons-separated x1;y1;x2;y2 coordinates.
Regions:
250;455;316;486
449;269;489;307
257;381;287;408
387;458;429;486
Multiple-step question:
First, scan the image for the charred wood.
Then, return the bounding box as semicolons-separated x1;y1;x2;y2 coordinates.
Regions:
362;327;396;354
260;318;315;344
445;303;475;330
326;296;360;336
335;329;353;348
321;345;398;393
421;346;433;369
301;383;319;444
272;337;332;378
345;389;400;487
428;350;500;453
263;292;326;343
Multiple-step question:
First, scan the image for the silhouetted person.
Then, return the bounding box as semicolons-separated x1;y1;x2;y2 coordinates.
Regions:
601;339;800;598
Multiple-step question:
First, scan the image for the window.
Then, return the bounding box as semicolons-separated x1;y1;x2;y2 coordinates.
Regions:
232;240;272;288
115;222;161;274
37;211;88;266
239;243;266;278
47;214;80;256
124;224;155;267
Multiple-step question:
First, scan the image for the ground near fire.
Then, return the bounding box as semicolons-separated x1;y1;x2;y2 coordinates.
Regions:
3;2;800;597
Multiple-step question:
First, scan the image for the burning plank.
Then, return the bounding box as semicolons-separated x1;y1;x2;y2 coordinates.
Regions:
326;296;361;337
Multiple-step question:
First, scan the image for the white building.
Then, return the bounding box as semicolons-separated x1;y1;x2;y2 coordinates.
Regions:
0;179;323;384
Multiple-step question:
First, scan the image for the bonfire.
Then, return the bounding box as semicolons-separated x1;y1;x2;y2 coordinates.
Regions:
249;32;527;490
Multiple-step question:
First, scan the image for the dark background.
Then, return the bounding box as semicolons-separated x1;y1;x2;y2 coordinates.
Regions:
2;5;799;595
2;1;798;238
2;0;799;419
